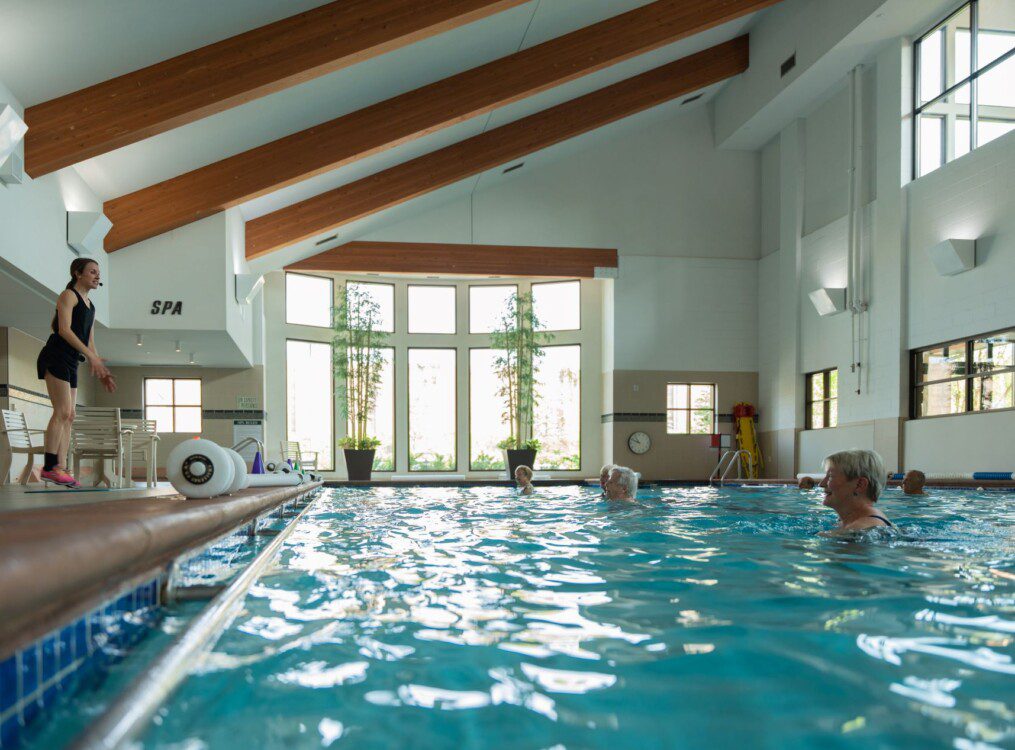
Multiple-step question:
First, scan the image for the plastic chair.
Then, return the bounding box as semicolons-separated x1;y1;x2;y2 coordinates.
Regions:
0;409;47;485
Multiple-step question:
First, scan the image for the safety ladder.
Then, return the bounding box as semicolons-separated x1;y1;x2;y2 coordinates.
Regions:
709;449;754;485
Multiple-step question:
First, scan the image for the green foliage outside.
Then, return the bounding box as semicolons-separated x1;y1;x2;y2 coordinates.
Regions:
490;292;553;452
409;452;455;472
471;452;505;471
372;456;394;472
333;283;389;453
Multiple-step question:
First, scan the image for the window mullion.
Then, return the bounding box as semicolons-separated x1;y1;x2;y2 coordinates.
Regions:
971;0;979;150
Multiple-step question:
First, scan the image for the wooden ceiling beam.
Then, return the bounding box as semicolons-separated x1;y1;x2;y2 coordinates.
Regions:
23;0;528;177
285;241;619;278
246;36;750;260
103;0;779;252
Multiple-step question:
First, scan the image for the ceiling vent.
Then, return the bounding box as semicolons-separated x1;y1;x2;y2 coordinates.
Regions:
315;234;338;246
681;93;704;105
502;162;524;174
781;53;797;77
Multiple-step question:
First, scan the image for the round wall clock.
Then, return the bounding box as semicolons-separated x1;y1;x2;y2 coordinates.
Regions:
628;431;651;455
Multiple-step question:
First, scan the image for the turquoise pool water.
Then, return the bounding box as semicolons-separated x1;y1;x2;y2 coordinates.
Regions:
43;486;1015;748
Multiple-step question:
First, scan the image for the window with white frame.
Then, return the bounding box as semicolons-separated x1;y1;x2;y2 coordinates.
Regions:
353;348;395;472
666;383;715;435
286;340;334;471
805;369;839;429
144;378;202;433
408;285;456;334
914;1;1015;178
285;273;333;328
469;285;517;334
408;348;457;471
346;281;395;332
532;280;581;331
533;345;581;470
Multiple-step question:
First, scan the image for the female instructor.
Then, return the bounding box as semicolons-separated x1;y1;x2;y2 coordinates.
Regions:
36;258;116;486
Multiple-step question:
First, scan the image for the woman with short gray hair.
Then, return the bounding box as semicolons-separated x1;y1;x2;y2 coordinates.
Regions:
605;466;639;501
818;449;893;533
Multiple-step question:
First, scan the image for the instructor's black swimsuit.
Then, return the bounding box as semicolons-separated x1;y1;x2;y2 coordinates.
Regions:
37;290;94;389
867;514;894;528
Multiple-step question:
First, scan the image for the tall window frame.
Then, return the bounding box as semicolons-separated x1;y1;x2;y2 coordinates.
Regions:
143;378;202;433
285;272;334;328
348;346;396;472
911;328;1015;418
407;347;458;472
285;338;336;471
345;280;396;333
666;383;716;435
913;0;1015;178
805;369;839;430
532;344;582;471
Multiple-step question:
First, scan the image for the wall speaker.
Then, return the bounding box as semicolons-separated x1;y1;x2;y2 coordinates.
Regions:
809;288;846;317
927;238;975;276
67;211;113;254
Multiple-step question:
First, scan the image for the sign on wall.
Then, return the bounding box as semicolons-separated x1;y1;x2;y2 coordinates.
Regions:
151;301;183;315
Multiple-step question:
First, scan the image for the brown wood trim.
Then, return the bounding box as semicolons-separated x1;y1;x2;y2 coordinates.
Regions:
285;241;619;278
23;0;528;178
247;36;750;260
103;0;778;252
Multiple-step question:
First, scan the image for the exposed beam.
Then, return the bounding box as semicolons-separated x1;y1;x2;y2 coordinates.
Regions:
247;36;750;260
286;241;619;278
23;0;528;178
104;0;777;252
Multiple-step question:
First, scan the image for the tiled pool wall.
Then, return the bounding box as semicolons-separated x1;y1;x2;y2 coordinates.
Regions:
0;494;309;749
0;576;162;748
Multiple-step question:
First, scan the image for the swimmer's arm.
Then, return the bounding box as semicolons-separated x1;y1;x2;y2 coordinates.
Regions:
55;290;94;360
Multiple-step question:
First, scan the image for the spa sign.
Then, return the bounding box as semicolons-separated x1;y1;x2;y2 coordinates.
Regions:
151;300;183;315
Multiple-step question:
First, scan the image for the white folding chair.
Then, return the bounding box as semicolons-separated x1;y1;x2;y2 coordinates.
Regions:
122;418;160;487
0;409;47;485
281;440;318;471
71;407;130;488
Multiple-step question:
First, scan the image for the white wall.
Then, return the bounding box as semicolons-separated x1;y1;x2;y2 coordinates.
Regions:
613;255;758;372
0;77;110;321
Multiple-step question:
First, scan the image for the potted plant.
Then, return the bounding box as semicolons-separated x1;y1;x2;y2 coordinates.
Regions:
333;283;389;480
490;292;553;479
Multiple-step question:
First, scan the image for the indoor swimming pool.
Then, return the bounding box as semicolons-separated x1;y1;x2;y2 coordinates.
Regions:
26;485;1015;749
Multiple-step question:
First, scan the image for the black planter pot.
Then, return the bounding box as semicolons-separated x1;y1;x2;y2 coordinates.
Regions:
344;448;376;481
505;449;537;480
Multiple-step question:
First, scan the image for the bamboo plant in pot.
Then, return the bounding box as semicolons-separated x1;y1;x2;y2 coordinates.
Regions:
333;283;389;480
491;292;553;479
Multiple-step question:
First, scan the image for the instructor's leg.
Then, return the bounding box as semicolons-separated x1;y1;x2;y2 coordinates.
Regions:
44;373;74;466
58;387;78;469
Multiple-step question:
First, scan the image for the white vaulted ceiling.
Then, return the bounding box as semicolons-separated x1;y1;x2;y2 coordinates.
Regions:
2;0;770;272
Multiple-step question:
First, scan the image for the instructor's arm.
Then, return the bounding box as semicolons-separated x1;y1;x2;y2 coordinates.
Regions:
89;327;117;393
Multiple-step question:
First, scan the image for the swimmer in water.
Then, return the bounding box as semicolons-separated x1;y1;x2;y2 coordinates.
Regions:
798;476;816;490
599;463;615;496
604;466;638;501
902;469;927;496
514;465;534;495
818;449;893;535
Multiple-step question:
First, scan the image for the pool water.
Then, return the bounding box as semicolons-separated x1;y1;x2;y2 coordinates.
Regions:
66;486;1015;747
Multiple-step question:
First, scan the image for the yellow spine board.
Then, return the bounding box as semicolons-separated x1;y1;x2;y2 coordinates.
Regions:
733;403;764;479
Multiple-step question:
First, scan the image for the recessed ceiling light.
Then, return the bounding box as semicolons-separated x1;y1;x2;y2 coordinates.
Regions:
502;162;524;174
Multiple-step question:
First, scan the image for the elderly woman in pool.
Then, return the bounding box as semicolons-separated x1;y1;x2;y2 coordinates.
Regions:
599;463;615;495
604;466;639;502
818;449;893;534
514;465;534;495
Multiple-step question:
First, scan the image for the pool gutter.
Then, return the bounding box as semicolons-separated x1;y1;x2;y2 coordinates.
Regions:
67;487;321;750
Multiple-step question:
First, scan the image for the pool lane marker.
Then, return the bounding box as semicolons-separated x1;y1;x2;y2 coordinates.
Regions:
67;485;323;750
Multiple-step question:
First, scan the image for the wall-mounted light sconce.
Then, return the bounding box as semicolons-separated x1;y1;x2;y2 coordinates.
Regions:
189;352;195;365
175;340;181;353
928;238;976;276
0;153;23;185
0;104;28;165
136;334;143;347
809;288;846;317
67;210;113;255
235;273;264;305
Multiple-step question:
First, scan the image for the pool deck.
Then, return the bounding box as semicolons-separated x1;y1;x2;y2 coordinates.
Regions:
0;481;322;659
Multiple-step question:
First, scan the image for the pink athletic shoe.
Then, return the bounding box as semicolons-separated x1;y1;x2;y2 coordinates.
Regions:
41;468;80;488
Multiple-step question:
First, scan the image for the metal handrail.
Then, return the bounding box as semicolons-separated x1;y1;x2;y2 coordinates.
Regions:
231;437;265;458
710;449;754;485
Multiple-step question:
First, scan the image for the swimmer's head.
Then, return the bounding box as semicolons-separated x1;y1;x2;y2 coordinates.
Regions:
798;476;816;490
820;449;887;508
514;465;533;484
902;469;926;495
599;463;615;490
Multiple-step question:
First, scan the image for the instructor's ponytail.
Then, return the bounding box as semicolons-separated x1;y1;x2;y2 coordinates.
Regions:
51;258;98;333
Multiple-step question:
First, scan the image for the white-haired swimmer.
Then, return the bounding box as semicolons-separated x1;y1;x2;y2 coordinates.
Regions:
818;449;893;535
514;465;534;495
605;466;638;502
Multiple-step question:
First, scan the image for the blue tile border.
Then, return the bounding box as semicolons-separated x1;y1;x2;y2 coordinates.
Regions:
0;574;163;748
